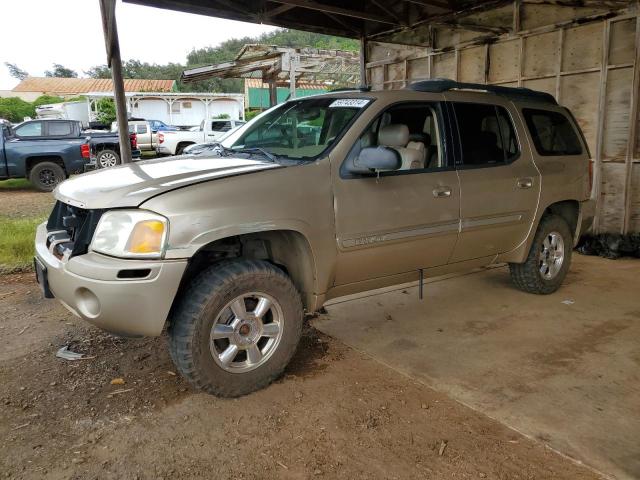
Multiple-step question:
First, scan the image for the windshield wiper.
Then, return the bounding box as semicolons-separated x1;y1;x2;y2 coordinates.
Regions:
233;147;277;163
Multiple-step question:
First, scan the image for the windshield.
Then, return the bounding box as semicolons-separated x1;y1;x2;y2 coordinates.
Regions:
220;97;369;160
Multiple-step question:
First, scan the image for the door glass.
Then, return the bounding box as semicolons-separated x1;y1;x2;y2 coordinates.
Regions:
137;124;148;134
454;103;519;166
48;122;72;136
342;102;445;176
14;122;42;137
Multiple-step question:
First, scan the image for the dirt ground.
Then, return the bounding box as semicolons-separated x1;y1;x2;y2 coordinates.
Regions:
0;272;600;480
0;186;55;218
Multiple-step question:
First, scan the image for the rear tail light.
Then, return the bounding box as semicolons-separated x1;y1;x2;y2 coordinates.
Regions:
80;143;90;159
158;133;164;144
130;133;138;149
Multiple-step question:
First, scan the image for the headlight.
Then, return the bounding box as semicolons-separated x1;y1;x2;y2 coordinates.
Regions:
90;210;168;259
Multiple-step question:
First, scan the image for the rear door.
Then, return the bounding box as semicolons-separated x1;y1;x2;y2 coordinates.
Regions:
332;100;461;285
446;95;540;262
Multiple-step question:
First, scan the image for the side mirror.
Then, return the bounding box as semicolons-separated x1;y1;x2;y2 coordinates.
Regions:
348;146;401;174
151;129;158;134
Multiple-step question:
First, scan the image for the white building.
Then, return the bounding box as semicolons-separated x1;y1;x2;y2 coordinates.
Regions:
87;92;245;127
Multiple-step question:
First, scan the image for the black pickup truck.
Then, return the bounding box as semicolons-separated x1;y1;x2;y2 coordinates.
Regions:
0;119;140;191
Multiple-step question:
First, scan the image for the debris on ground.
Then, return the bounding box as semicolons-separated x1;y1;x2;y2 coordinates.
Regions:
55;345;89;361
576;234;640;259
561;299;575;305
110;378;125;385
439;441;448;456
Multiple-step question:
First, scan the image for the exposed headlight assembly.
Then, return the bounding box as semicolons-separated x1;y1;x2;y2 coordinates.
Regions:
90;210;168;259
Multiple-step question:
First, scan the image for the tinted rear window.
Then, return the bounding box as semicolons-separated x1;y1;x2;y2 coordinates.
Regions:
523;108;582;156
454;103;520;166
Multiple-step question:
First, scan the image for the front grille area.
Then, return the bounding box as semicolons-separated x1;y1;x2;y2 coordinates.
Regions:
46;201;104;259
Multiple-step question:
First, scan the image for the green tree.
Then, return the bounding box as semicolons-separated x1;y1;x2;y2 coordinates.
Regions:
45;63;78;78
95;98;116;125
4;63;29;81
0;97;36;122
32;95;66;107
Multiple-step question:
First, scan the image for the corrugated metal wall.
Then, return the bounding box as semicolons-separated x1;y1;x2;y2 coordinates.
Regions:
366;3;640;234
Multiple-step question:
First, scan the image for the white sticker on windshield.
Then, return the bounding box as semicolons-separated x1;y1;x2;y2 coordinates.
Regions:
329;99;370;108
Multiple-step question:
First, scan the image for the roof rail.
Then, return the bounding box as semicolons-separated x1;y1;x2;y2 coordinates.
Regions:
406;78;557;105
329;85;372;93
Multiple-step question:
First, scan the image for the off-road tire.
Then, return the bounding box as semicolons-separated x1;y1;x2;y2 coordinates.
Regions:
509;214;573;294
29;161;66;192
96;149;120;168
168;260;304;397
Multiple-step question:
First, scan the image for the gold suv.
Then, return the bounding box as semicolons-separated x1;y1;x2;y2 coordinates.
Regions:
34;80;595;396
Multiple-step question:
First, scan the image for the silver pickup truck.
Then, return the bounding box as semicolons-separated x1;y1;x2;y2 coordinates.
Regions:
35;80;594;397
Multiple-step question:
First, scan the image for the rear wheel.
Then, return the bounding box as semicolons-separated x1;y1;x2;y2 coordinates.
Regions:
175;143;192;155
29;162;66;192
509;214;573;294
169;260;303;397
96;149;120;168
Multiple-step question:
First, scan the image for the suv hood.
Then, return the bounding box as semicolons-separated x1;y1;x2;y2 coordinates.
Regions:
55;156;281;209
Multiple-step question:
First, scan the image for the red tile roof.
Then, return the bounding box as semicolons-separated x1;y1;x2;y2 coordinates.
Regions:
12;77;176;93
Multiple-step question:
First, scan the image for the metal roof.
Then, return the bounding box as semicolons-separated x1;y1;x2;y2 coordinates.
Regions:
124;0;512;44
12;77;176;94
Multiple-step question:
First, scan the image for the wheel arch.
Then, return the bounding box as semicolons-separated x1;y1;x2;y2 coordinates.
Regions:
497;198;581;264
170;229;319;317
25;156;66;177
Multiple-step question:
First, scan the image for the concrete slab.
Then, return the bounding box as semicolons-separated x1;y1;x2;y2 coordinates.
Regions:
313;255;640;479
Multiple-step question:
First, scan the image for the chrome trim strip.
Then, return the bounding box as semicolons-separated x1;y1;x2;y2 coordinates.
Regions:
461;214;523;230
341;221;459;248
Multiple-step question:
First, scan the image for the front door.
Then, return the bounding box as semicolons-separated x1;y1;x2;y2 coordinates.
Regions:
332;101;461;286
445;96;540;263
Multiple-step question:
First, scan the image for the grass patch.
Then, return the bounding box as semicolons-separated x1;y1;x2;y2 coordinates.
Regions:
0;178;34;190
0;215;45;273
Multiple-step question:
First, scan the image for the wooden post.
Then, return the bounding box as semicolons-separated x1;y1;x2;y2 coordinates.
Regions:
99;0;131;164
359;36;367;87
267;77;278;107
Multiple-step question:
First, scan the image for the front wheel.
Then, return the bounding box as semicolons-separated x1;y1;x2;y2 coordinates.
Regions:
509;214;573;294
169;260;303;397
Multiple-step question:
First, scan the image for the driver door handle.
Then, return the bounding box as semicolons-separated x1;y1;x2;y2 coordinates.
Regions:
517;177;533;189
433;186;452;198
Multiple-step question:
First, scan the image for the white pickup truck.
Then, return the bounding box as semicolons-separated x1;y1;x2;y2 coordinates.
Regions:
156;118;246;155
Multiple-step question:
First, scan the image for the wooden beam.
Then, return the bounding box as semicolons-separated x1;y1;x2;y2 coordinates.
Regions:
269;0;400;25
403;0;452;10
98;0;132;164
434;21;510;35
264;3;296;18
368;0;511;40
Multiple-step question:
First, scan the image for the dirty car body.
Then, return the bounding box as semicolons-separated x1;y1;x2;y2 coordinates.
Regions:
35;81;595;396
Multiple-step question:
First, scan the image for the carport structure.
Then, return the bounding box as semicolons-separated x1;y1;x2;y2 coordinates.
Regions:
102;0;640;235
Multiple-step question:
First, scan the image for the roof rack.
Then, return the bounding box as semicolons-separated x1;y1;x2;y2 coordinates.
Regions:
406;78;557;105
329;85;372;93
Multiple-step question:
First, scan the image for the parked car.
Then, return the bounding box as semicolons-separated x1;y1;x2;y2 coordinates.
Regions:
181;125;243;155
111;120;157;153
35;80;594;397
0;119;141;189
156;118;246;155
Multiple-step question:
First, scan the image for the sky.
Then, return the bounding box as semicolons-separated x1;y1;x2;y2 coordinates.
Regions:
0;0;278;90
